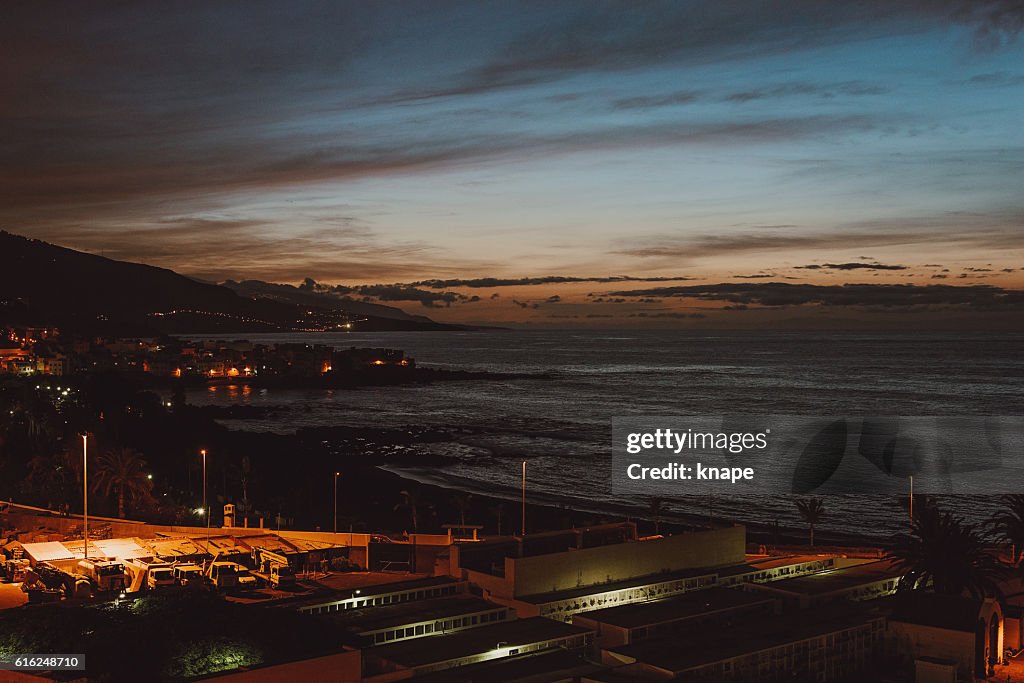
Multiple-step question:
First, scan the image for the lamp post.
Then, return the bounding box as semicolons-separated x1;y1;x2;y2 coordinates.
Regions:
201;449;210;562
521;460;527;537
82;433;89;560
334;471;340;534
909;475;913;533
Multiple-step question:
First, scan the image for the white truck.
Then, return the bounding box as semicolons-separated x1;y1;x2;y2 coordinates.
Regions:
172;563;205;586
77;558;127;593
252;548;297;589
234;566;258;591
206;561;241;590
124;559;176;592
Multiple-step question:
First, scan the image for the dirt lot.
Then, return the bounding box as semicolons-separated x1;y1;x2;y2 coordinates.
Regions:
0;582;28;610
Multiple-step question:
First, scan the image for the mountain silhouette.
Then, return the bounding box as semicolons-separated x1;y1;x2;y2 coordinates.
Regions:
0;231;466;333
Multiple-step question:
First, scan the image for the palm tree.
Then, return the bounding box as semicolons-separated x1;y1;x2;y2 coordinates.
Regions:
888;503;1005;599
452;493;472;530
489;502;506;536
91;448;153;518
648;497;664;535
395;489;420;534
795;498;825;547
990;494;1024;565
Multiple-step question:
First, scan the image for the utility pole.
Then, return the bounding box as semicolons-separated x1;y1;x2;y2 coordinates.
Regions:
82;434;89;560
201;449;209;564
909;475;913;532
521;460;527;536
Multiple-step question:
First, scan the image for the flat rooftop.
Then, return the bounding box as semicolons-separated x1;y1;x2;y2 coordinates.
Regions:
411;648;603;683
574;587;776;629
757;559;901;596
367;617;591;669
293;575;460;607
716;554;837;578
327;596;501;633
517;565;717;605
608;604;884;673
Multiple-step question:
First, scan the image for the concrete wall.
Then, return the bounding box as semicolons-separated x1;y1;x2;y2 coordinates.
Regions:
572;615;630;648
888;623;976;680
507;525;745;598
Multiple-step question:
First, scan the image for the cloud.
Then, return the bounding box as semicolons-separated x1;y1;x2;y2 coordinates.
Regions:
795;262;908;271
475;1;1024;85
411;275;693;288
606;282;1024;308
2;0;1022;288
344;284;467;308
612;90;700;110
627;312;707;319
613;210;1024;263
965;71;1024;86
723;81;889;102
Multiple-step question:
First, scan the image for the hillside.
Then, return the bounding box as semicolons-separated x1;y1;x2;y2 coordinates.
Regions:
0;232;466;334
222;279;434;323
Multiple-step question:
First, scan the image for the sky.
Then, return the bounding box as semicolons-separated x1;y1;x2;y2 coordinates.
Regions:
1;1;1023;327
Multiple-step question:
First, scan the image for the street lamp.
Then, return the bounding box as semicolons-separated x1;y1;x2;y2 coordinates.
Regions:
334;472;341;534
82;433;89;560
521;460;527;537
201;449;210;563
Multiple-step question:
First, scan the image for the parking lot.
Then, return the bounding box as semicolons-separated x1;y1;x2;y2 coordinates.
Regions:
0;582;28;610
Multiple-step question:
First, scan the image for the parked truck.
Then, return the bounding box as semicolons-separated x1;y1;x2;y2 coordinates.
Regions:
235;565;258;590
172;563;205;586
252;548;296;589
125;559;176;592
77;558;127;593
206;561;240;590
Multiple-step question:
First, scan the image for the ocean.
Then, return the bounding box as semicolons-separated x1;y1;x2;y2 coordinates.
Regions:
186;330;1024;540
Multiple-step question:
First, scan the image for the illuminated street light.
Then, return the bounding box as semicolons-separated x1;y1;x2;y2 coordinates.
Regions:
521;460;527;536
82;433;89;560
201;448;210;565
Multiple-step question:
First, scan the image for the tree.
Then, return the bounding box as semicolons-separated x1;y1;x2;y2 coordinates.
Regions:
888;503;1005;599
452;493;472;530
395;489;420;534
489;502;506;536
91;448;153;518
795;498;825;547
990;494;1024;565
648;497;664;535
